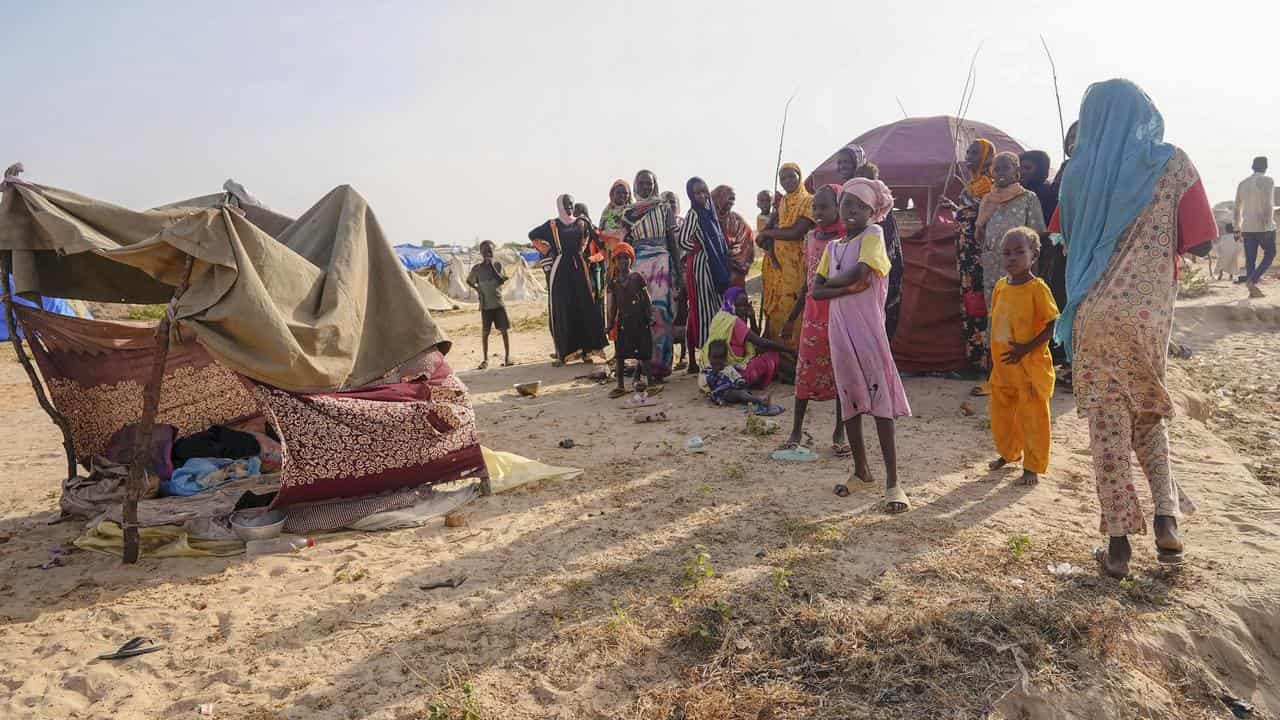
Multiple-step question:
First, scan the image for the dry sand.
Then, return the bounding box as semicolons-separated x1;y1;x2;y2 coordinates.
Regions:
1;283;1278;719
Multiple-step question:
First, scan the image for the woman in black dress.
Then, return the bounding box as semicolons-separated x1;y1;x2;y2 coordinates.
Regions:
529;194;608;365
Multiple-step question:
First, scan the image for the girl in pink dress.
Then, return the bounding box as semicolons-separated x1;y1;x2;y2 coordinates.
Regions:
811;178;912;512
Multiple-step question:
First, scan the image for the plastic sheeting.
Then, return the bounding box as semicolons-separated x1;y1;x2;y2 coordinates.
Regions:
441;248;547;304
394;244;448;273
1;274;90;341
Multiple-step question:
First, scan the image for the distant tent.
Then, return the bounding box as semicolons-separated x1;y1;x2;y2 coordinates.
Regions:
394;244;447;273
440;247;547;304
809;116;1025;373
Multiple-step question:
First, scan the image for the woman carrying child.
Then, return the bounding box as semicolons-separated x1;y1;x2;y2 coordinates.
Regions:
779;184;846;457
986;226;1059;487
811;178;912;513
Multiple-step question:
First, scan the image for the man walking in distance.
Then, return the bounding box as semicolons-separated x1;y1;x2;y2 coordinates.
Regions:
1235;156;1276;298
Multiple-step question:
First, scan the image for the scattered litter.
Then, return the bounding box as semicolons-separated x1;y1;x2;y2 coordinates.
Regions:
1009;578;1026;586
420;576;467;591
635;411;669;424
771;446;817;463
685;436;706;453
444;512;466;528
959;401;975;417
29;546;72;570
1048;562;1082;578
197;703;216;717
745;402;785;417
623;393;657;409
0;532;10;544
514;381;542;397
558;438;575;449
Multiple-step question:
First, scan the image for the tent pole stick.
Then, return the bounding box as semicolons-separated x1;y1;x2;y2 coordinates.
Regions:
123;254;195;564
2;253;78;483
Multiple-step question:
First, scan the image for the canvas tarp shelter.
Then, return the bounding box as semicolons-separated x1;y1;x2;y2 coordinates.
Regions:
440;247;547;304
808;116;1025;373
0;174;486;562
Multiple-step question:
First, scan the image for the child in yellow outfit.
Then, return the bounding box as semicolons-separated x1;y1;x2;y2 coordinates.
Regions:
987;226;1059;485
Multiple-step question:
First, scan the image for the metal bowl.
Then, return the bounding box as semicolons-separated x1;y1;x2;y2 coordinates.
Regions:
230;509;286;541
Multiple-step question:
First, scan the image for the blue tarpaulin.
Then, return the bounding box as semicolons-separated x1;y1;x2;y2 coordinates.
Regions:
520;249;542;264
2;275;91;341
393;244;447;273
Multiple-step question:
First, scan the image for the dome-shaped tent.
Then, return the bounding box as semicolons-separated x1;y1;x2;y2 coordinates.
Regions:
809;116;1025;373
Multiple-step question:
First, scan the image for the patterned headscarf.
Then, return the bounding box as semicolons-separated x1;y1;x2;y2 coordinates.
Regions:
721;286;746;313
600;179;632;229
634;170;660;201
839;145;867;179
840;178;894;224
965;139;996;199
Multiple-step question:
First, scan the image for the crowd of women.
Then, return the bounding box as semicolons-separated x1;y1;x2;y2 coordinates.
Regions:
528;78;1219;577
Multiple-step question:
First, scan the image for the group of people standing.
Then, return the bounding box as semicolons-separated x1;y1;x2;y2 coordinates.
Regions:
526;78;1220;577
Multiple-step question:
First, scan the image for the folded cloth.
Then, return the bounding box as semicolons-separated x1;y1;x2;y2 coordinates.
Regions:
162;456;261;497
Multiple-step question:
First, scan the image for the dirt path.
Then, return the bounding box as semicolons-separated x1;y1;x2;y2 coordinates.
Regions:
1;292;1278;720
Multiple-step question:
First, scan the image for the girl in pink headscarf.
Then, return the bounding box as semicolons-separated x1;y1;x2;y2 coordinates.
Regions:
811;178;912;513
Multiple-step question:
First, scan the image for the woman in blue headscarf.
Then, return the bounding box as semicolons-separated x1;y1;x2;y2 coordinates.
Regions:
1057;79;1216;578
678;176;733;372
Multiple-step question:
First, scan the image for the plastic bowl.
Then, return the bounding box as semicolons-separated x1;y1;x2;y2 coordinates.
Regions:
230;509;286;541
514;381;541;397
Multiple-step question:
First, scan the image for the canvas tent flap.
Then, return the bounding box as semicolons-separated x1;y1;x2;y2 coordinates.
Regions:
0;182;450;392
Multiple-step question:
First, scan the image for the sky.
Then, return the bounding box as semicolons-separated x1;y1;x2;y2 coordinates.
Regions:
5;1;1276;247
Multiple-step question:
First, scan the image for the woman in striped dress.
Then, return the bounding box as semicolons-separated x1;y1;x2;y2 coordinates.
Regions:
678;177;732;372
622;170;680;379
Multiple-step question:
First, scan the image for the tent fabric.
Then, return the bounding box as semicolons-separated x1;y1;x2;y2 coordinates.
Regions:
808;117;1025;373
0;182;450;392
1;274;90;341
394;244;448;273
441;247;547;304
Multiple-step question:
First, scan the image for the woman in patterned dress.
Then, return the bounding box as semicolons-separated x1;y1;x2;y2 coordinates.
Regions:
1056;79;1216;578
622;171;681;380
952;139;996;391
678;177;733;370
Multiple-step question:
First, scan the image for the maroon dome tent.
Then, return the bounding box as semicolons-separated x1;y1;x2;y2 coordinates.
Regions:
809;116;1024;373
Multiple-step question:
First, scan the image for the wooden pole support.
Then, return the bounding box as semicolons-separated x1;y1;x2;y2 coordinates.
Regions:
123;255;195;564
2;253;78;483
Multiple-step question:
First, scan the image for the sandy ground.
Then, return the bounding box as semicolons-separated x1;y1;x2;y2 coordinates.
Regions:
1;283;1278;719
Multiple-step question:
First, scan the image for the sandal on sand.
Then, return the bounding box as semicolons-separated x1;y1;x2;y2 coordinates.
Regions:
969;381;991;397
501;360;515;367
1093;547;1131;579
883;485;911;514
832;442;852;457
644;384;664;396
635;411;669;423
608;387;628;399
477;361;488;370
97;637;162;661
771;446;817;462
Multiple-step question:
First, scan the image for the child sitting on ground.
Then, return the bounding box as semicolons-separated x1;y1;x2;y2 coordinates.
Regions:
465;240;511;369
986;226;1059;486
699;339;772;409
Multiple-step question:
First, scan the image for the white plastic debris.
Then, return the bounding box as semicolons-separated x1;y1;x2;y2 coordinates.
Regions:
1048;562;1081;577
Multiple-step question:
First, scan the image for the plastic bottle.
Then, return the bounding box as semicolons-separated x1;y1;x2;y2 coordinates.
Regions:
245;535;315;558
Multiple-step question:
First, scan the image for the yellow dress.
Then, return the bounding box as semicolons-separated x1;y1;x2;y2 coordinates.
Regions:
761;187;812;349
988;277;1059;474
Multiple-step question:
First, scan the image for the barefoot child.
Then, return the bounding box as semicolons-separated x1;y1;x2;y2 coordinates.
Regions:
466;241;511;369
607;242;659;398
811;178;912;512
781;184;846;456
986;226;1059;485
699;339;773;410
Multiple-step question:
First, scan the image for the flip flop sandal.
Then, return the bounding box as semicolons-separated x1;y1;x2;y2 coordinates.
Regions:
477;361;488;370
883;485;911;514
645;384;664;396
97;637;163;661
501;360;515;367
771;446;817;462
832;443;852;457
969;382;990;397
833;484;851;497
623;395;657;409
608;387;628;399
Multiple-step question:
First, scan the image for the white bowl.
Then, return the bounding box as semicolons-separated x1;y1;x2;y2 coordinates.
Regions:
230;509;286;541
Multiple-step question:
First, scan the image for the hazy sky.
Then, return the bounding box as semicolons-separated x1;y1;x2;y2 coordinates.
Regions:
6;1;1275;247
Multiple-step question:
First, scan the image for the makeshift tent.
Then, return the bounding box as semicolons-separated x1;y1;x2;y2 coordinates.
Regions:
0;172;487;562
0;275;90;340
437;246;547;304
394;244;448;273
809;116;1025;373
